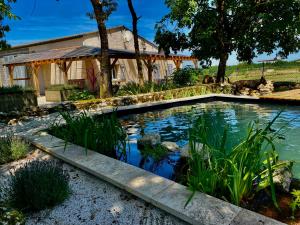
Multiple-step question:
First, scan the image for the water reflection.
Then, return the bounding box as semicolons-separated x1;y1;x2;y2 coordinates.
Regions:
120;101;300;179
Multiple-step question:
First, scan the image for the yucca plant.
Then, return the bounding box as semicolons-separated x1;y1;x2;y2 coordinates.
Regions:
186;112;291;208
48;111;127;159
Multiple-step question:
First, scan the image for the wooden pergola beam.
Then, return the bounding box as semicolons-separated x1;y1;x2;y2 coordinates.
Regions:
142;58;156;82
57;61;72;84
31;63;40;96
8;65;15;86
173;59;182;70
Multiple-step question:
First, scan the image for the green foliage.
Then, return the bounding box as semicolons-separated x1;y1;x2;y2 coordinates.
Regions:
156;0;300;79
46;84;78;91
291;189;300;219
116;81;176;96
0;205;25;225
0;136;29;165
48;111;127;158
67;90;95;101
140;144;169;161
6;161;70;212
186;113;288;207
0;86;33;95
173;68;202;87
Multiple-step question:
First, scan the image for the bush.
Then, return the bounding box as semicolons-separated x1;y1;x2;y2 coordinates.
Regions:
0;205;25;225
46;84;78;91
116;81;176;96
48;111;127;159
7;161;70;212
0;136;29;165
173;68;202;87
67;90;95;101
0;86;33;95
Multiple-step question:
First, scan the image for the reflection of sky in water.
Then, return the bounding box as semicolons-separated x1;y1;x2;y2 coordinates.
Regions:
120;101;300;179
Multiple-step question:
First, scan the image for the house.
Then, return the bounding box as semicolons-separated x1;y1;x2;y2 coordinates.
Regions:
0;26;197;96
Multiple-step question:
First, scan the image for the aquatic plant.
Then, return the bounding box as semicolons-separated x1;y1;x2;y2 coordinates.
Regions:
290;189;300;219
140;144;169;161
186;112;290;207
48;111;127;158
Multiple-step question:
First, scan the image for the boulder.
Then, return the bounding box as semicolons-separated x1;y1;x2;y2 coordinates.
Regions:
258;81;274;95
273;161;293;193
137;134;161;149
161;141;180;152
8;118;18;126
180;142;206;158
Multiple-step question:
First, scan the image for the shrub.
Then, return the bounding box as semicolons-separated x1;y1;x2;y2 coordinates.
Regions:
0;136;29;165
0;205;25;225
173;68;202;87
48;111;127;159
0;86;33;95
186;112;291;207
67;90;95;101
7;161;70;212
116;81;176;96
46;84;78;91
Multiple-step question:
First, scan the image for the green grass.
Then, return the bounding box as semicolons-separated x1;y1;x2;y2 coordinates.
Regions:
48;111;127;159
202;61;300;83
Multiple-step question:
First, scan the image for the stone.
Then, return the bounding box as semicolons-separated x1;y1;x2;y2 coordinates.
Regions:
180;142;205;158
161;141;180;152
8;118;18;126
137;134;161;149
273;161;293;192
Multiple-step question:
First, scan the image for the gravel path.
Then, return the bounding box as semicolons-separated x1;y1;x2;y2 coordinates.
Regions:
0;113;188;225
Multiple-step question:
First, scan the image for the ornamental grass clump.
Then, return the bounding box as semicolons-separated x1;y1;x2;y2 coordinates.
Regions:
48;111;127;159
0;136;29;165
6;161;70;212
186;112;291;208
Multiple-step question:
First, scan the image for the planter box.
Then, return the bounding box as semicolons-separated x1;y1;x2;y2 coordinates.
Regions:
0;91;37;113
45;90;74;102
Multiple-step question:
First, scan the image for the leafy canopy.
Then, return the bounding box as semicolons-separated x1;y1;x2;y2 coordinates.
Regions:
155;0;300;66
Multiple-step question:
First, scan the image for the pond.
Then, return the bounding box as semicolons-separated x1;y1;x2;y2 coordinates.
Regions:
120;101;300;180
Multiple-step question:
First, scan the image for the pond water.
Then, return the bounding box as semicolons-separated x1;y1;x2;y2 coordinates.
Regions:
120;101;300;180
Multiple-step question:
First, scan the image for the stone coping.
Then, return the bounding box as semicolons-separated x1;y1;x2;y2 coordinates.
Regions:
23;132;285;225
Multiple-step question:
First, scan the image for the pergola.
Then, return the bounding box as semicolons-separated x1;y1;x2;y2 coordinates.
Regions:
2;46;198;95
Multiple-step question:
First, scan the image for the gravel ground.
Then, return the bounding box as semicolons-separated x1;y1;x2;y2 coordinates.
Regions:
0;114;188;225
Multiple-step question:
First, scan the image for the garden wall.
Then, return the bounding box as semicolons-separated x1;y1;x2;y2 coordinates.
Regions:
74;84;232;110
0;91;37;113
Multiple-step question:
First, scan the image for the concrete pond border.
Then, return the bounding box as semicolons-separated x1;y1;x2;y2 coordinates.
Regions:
22;94;287;225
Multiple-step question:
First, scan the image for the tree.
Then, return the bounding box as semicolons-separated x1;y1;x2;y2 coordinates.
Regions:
155;0;300;82
0;0;19;50
90;0;117;97
127;0;144;85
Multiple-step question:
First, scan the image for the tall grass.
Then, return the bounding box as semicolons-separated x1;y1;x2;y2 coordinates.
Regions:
48;111;127;159
186;112;291;208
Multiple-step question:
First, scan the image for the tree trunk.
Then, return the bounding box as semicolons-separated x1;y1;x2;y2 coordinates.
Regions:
90;0;113;98
127;0;144;86
217;53;228;83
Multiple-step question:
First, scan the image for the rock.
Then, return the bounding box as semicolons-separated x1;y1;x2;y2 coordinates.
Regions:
161;141;180;152
8;118;18;126
258;81;274;95
137;134;161;149
273;161;293;192
180;142;205;158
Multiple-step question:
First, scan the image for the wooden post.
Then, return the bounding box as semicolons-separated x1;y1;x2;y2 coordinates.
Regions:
173;60;182;70
8;65;14;86
57;61;72;85
31;64;40;96
193;59;199;69
143;58;156;83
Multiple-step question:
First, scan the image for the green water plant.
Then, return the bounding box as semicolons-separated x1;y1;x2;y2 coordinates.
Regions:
186;112;289;208
0;136;29;165
48;111;127;158
67;90;95;101
140;144;169;161
290;189;300;219
6;161;70;212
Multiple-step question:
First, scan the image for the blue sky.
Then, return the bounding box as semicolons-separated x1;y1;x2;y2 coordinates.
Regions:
4;0;300;65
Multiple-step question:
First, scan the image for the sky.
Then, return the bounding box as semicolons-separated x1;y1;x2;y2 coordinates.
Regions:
4;0;300;66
